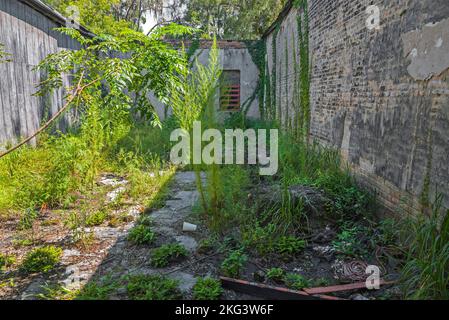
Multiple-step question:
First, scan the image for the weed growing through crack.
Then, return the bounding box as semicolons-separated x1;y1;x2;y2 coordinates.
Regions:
21;246;62;273
126;274;181;300
192;277;223;300
128;224;156;245
150;244;188;268
37;283;79;300
76;276;120;300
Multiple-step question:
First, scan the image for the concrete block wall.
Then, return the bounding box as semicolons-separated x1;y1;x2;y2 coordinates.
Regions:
264;0;449;213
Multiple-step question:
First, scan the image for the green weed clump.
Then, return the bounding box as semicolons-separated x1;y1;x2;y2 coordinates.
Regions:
126;274;181;300
401;195;449;300
37;284;79;300
150;244;188;268
21;246;62;273
0;253;16;271
76;276;120;300
85;210;108;227
275;236;306;256
221;249;247;278
284;273;310;290
332;223;369;258
242;223;276;256
192;277;223;300
266;268;285;282
128;224;156;245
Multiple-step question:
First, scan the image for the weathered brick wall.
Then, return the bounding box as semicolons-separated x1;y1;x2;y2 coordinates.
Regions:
264;0;449;214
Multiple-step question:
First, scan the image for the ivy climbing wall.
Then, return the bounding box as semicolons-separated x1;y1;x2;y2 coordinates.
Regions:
263;0;449;214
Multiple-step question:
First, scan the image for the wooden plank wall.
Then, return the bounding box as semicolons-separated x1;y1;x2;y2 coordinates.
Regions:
0;0;80;146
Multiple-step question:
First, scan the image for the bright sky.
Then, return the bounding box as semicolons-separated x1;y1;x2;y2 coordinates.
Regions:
142;11;158;34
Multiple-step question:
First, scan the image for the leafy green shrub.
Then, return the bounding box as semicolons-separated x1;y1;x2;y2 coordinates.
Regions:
126;275;181;300
128;224;156;245
192;277;223;300
275;236;306;256
150;244;188;268
0;253;16;271
85;210;108;227
266;268;285;282
221;249;247;278
21;246;62;273
284;273;310;290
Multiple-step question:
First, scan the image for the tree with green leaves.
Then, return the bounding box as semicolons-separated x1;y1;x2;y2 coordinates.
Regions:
42;0;165;35
178;0;287;39
0;24;194;160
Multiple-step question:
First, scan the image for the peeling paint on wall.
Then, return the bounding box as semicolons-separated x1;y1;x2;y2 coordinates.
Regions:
402;17;449;80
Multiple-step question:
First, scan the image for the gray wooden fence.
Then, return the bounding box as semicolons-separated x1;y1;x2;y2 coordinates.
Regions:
0;0;89;146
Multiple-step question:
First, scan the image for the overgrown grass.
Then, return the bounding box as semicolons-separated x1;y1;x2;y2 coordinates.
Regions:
401;195;449;300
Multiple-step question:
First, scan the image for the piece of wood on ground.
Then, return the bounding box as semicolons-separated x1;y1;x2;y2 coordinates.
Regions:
220;277;346;301
303;280;395;295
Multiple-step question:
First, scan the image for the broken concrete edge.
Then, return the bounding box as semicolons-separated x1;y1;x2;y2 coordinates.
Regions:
219;277;346;301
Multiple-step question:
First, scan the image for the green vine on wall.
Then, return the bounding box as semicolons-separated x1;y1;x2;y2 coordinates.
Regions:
285;35;289;130
245;40;267;119
246;0;310;130
271;25;280;121
295;0;310;140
